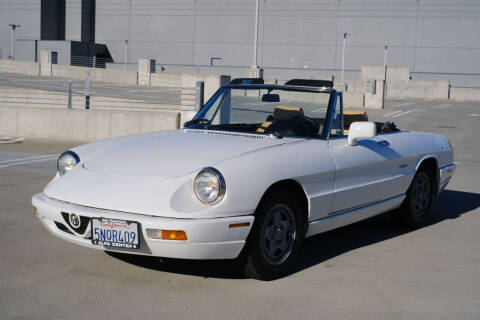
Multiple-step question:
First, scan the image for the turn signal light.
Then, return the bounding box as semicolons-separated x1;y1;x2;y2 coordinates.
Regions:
229;222;251;228
162;230;187;241
32;206;38;216
146;228;187;241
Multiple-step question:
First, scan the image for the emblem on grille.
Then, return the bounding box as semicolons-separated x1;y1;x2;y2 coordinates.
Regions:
69;213;81;228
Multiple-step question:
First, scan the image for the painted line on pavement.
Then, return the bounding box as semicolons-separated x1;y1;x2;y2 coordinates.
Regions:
382;110;404;117
392;110;412;118
390;102;415;107
433;104;452;109
0;154;59;165
0;156;58;169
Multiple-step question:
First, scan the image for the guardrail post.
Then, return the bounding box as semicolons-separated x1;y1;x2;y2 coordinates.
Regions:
195;81;204;111
67;80;72;109
85;70;91;109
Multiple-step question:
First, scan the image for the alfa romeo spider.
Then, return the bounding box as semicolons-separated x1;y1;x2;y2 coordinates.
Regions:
32;79;456;280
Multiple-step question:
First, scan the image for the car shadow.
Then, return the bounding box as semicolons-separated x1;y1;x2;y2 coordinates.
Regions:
106;189;480;280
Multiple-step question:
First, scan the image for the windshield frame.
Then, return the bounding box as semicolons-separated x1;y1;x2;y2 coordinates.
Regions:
186;84;336;140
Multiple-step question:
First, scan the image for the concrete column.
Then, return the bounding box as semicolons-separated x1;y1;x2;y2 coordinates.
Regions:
40;51;52;76
246;67;263;79
365;80;384;109
138;59;154;86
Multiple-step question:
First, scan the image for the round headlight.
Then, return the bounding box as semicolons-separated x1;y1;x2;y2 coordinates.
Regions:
194;167;226;204
57;151;80;176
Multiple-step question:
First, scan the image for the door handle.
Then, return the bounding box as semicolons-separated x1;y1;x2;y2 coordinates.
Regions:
378;140;390;147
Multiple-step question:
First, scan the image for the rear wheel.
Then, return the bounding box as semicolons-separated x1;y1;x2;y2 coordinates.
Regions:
242;189;305;280
395;167;435;228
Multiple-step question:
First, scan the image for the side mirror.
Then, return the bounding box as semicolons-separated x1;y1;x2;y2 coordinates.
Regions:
348;122;377;146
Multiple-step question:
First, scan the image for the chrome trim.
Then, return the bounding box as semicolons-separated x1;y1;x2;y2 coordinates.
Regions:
438;176;451;195
193;167;226;205
309;193;406;225
440;163;456;172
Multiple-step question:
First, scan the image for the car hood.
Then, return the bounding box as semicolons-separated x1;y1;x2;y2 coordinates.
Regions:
82;130;289;179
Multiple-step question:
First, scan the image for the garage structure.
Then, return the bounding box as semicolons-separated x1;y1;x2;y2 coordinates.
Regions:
0;0;479;86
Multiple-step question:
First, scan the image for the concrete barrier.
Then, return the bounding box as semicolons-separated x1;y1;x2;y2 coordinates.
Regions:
0;59;40;76
450;87;480;101
150;73;183;88
51;64;138;85
0;106;180;141
181;74;230;102
365;80;384;109
387;79;449;100
343;92;365;108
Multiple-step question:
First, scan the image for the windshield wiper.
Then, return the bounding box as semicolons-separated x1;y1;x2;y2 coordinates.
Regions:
183;118;211;127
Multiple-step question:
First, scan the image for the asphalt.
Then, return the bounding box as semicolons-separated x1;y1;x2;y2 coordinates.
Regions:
0;99;479;320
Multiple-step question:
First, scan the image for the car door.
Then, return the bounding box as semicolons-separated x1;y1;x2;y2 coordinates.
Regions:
327;94;404;214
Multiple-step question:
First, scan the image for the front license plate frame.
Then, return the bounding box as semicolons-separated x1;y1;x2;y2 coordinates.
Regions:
91;217;140;250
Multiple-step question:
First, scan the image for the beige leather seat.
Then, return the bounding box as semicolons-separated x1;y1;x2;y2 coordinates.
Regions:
256;105;304;133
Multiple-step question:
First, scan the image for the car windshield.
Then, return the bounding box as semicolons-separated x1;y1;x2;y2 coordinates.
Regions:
185;87;331;138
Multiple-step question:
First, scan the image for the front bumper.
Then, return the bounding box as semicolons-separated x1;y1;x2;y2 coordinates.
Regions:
32;193;254;260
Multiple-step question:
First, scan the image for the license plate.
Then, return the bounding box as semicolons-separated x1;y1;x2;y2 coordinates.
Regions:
91;217;140;249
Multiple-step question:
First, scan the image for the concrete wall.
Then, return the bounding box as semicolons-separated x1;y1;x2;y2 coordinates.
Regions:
450;87;480;102
343;92;365;108
0;1;40;61
50;64;138;85
0;59;39;76
0;106;180;141
38;41;72;65
361;65;410;82
387;79;450;100
3;1;480;87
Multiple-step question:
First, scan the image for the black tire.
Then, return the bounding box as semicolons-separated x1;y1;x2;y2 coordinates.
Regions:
242;188;306;280
395;166;435;228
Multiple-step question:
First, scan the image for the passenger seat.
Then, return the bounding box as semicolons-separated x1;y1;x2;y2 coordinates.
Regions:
257;105;304;133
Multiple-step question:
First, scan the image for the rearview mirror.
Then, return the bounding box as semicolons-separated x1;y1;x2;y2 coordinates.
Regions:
348;122;377;146
262;94;280;102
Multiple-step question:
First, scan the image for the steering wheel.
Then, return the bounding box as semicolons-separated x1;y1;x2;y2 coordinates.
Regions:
292;115;320;133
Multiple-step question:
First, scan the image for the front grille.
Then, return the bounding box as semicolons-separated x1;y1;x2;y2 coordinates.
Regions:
54;221;73;235
61;212;90;235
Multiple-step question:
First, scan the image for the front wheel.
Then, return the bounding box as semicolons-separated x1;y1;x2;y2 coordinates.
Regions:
242;189;305;280
395;167;435;228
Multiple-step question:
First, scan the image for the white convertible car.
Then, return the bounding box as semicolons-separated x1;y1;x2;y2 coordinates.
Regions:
32;79;456;280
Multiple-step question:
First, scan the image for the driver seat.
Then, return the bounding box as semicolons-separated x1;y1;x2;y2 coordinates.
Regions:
256;105;304;133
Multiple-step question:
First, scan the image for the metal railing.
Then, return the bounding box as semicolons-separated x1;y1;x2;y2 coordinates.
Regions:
342;78;376;93
71;55;108;68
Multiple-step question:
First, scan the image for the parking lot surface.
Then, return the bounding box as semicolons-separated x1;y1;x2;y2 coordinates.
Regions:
0;99;479;320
